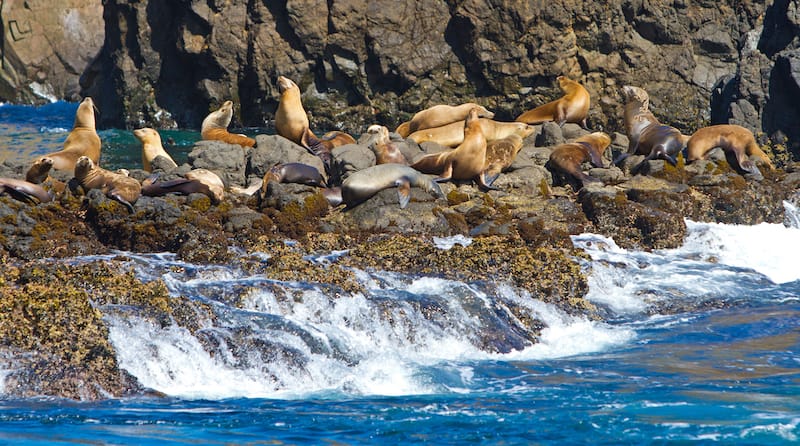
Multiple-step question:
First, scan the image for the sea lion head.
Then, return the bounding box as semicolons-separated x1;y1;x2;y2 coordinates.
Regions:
621;85;649;108
75;97;98;129
74;155;95;179
366;124;390;141
277;76;298;94
26;156;54;184
583;131;612;149
474;105;495;120
133;127;162;144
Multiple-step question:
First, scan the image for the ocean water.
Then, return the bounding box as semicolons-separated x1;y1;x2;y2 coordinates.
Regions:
0;102;799;444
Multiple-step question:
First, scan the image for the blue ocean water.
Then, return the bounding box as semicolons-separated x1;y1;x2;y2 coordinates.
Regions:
0;102;799;444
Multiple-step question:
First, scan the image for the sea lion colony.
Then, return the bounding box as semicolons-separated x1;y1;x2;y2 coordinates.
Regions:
0;75;777;211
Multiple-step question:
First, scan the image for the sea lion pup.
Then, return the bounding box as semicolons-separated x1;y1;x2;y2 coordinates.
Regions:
400;103;495;137
409;119;534;148
73;156;141;212
686;124;775;174
25;156;54;184
339;163;443;209
133;128;178;172
33;97;101;172
614;85;687;174
410;108;495;190
200;100;256;148
258;162;328;204
547;132;612;187
366;125;408;165
516;76;591;128
0;177;52;204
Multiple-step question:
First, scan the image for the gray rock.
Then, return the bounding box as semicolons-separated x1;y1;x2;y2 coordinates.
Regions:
187;141;247;187
250;135;325;179
535;122;565;147
330;143;375;185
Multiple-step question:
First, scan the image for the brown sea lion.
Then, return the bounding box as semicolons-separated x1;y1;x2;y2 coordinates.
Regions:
366;125;408;165
481;134;526;187
409;119;534;148
410;108;494;190
547;132;612;188
614;85;687;174
201;100;256;148
35;97;101;172
134;128;178;172
516;76;591;128
73;156;141;212
686;124;774;175
339;163;443;209
141;173;221;204
401;103;495;137
25;156;54;184
0;177;52;204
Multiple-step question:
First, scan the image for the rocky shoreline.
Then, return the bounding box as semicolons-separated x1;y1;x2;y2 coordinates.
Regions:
1;120;799;400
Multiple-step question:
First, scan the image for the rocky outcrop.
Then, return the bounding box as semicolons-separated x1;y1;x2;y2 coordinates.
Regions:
0;0;103;102
76;1;799;158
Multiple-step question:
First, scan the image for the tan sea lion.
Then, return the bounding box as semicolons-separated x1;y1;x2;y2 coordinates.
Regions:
614;85;688;174
516;76;590;128
141;173;221;204
410;108;495;190
35;97;101;172
395;121;411;137
409;119;534;148
401;103;495;137
547;132;612;187
686;124;774;174
201;101;256;148
338;163;443;209
366;125;408;165
0;177;52;204
134;128;178;172
184;168;225;203
25;156;54;184
481;134;526;186
73;156;141;212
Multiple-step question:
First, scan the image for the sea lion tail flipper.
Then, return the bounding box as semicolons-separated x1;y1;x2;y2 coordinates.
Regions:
322;187;343;207
111;193;136;213
396;178;412;209
665;154;678;166
433;163;454;183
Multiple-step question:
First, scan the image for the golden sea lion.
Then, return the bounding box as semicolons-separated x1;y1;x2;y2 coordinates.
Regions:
0;177;52;204
339;163;443;209
184;168;225;203
516;76;591;128
686;124;774;175
401;103;495;137
409;119;534;148
201;100;256;148
547;132;612;187
481;134;526;187
74;156;141;212
134;127;178;172
614;85;688;174
366;125;408;165
410;108;494;190
395;121;411;137
36;97;101;172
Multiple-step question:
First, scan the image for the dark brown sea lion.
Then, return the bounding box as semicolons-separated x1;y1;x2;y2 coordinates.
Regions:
134;128;178;172
25;156;54;184
34;97;101;172
686;124;774;175
614;85;688;174
410;108;494;190
366;125;408;165
0;177;52;204
399;103;495;137
547;132;612;188
516;76;591;128
339;163;443;209
73;156;141;212
201;100;256;148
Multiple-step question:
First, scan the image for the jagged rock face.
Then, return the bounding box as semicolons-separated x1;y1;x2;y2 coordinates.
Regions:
0;0;103;102
72;0;795;156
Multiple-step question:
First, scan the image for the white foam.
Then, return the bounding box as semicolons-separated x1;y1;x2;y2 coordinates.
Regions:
432;234;473;250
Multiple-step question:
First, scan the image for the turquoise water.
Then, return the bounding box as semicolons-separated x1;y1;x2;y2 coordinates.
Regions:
0;102;799;444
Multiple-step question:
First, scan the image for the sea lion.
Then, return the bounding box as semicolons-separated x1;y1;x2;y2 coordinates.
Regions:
25;156;54;184
0;177;52;204
481;134;526;187
686;124;774;174
201;100;256;148
184;168;225;203
516;76;591;128
35;97;101;172
73;156;141;212
410;108;494;190
409;119;534;148
134;127;178;172
275;76;353;171
366;125;408;165
141;173;221;204
614;85;687;174
258;162;328;204
547;132;612;187
400;103;495;137
339;163;443;209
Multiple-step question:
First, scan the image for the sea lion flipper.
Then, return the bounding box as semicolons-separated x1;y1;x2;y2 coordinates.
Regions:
396;178;412;209
110;193;135;213
434;163;454;182
588;151;605;169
